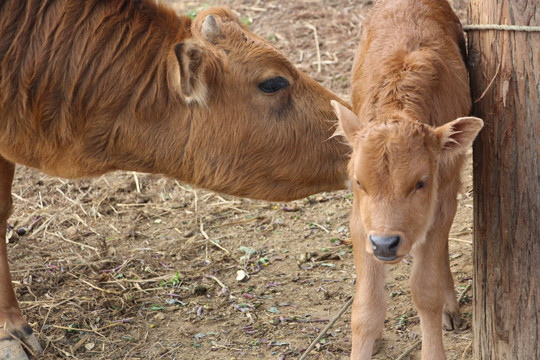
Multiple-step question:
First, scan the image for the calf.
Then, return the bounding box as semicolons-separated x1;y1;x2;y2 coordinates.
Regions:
331;0;483;359
0;1;349;358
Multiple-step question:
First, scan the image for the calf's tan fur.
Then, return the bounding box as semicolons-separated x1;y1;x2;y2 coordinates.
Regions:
0;1;349;357
332;0;483;359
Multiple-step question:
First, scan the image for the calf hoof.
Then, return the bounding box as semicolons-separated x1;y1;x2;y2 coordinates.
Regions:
442;309;461;331
0;327;42;359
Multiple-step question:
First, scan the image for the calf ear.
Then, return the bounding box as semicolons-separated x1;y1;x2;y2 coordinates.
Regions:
331;100;363;144
436;116;484;154
174;41;210;105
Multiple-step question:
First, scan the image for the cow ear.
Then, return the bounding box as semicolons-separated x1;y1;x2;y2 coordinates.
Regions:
174;41;209;105
331;100;363;144
436;116;484;155
201;15;221;44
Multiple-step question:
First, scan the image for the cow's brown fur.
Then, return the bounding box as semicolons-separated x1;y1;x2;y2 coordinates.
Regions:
0;1;348;199
0;1;349;357
332;0;483;359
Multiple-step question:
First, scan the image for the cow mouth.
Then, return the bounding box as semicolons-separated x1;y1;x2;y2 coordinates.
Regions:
374;254;404;264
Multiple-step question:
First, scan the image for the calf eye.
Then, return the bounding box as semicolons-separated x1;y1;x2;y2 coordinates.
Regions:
356;180;363;191
415;180;425;190
258;76;290;93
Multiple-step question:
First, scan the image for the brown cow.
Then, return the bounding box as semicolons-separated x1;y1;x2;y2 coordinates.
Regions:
331;0;483;359
0;1;349;358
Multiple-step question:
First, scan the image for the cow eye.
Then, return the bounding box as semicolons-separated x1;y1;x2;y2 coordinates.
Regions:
415;180;425;190
258;76;290;93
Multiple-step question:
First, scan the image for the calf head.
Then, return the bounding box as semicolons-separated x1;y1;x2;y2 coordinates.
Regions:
332;101;483;263
170;7;349;201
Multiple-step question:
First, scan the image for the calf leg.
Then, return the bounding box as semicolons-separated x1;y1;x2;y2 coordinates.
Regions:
437;194;461;331
441;240;461;331
410;237;447;360
410;198;461;360
351;242;386;359
0;158;42;359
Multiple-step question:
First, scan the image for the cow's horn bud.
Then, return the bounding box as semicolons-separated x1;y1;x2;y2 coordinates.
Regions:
201;15;221;44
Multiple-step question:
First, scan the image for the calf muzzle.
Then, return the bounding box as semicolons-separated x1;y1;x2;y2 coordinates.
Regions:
369;234;401;261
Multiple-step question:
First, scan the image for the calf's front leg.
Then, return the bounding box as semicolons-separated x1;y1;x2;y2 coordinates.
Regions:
0;158;42;359
350;241;386;359
441;240;461;331
410;235;451;360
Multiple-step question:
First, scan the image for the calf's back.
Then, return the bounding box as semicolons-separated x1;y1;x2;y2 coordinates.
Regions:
352;0;471;128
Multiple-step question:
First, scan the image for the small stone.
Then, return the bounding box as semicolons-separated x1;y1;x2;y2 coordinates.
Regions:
236;270;249;282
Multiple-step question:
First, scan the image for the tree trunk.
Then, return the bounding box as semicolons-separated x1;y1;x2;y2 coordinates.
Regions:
467;1;539;359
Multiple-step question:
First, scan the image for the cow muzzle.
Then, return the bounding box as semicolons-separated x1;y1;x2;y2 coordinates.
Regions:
369;234;401;262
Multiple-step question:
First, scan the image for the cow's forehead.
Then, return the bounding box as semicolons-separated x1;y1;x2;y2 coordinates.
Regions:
351;121;438;191
219;24;299;79
357;120;436;155
191;9;298;78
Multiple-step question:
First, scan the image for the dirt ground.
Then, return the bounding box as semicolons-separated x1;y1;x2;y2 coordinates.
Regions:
7;1;475;359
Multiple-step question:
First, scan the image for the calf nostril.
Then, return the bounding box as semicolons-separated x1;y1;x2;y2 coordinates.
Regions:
389;236;401;252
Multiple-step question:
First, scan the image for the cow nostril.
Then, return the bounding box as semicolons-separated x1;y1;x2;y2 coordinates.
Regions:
389;236;401;252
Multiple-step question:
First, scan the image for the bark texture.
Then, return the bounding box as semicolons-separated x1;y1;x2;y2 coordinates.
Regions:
467;1;539;359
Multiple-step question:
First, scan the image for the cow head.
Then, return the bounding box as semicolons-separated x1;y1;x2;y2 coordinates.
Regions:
169;7;349;201
332;101;483;263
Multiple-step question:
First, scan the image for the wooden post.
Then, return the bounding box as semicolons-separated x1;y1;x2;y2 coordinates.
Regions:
467;1;539;359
